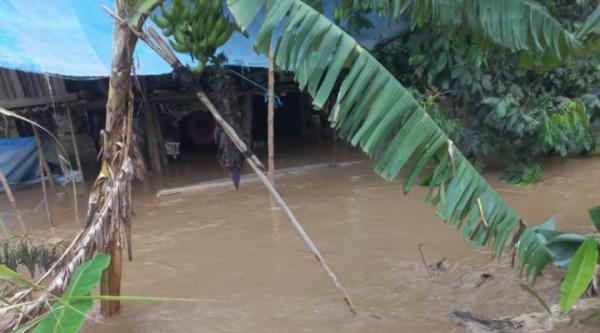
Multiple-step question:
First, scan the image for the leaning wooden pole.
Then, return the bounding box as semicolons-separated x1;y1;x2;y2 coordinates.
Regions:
0;167;27;234
101;13;357;314
32;126;53;227
198;92;356;315
267;44;276;184
65;103;85;184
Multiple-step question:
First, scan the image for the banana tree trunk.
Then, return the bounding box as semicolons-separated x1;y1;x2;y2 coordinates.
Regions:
99;0;140;316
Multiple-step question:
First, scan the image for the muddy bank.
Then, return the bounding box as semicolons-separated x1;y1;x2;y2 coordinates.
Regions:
1;144;599;332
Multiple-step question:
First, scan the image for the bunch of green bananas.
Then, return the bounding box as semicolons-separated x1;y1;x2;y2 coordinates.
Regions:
152;0;238;73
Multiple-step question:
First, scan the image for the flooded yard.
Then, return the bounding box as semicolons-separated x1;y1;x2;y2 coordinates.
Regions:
2;144;599;332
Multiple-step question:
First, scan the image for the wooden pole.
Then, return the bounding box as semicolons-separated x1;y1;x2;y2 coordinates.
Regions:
0;167;27;234
140;78;162;172
267;44;276;184
65;103;85;183
154;104;168;168
32;125;54;188
198;92;356;315
32;126;54;227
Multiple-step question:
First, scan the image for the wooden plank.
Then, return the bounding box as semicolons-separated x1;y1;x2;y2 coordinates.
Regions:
0;93;78;109
157;160;365;197
7;70;25;98
0;70;16;99
0;71;8;99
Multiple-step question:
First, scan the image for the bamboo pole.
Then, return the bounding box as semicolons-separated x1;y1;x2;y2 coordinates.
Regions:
267;45;276;184
32;126;54;227
0;167;27;234
32;125;54;188
198;92;356;315
65;103;85;183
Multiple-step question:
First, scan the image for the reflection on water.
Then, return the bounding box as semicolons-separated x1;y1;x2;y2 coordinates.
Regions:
1;143;599;332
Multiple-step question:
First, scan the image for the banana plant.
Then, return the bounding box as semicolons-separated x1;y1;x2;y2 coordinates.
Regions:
223;0;567;281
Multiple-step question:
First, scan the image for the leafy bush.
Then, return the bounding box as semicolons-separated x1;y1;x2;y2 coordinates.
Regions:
368;1;600;182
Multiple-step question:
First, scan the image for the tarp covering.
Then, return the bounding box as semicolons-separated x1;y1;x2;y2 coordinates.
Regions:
0;137;41;189
0;0;407;77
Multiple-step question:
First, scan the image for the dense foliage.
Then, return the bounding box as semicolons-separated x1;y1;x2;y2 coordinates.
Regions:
361;1;600;182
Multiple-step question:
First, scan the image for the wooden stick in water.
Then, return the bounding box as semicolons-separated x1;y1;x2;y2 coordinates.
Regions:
198;91;357;315
32;125;54;188
32;126;54;227
0;166;27;234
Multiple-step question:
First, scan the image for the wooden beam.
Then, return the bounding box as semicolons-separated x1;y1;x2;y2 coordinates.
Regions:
7;70;25;99
140;79;162;172
0;93;78;110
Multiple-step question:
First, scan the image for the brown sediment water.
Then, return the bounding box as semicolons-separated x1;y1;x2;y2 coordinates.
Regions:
1;143;599;332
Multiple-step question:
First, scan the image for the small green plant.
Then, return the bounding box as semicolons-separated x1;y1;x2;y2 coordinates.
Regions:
31;254;110;333
559;235;598;313
1;254;197;333
501;164;543;186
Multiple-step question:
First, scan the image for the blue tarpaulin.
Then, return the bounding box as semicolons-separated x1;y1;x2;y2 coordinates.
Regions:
0;137;41;190
0;0;406;77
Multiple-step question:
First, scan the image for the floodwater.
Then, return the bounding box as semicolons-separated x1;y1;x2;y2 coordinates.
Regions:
1;143;600;332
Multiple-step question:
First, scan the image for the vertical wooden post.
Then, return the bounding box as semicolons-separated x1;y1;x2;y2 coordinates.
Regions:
66;103;85;183
32;125;54;188
32;126;54;227
267;45;276;184
0;167;27;234
242;93;253;140
154;104;168;168
141;78;162;172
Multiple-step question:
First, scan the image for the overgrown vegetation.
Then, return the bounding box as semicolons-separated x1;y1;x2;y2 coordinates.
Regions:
4;0;600;331
362;0;600;183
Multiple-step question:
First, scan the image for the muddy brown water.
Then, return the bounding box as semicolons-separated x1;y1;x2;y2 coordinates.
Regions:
1;143;599;332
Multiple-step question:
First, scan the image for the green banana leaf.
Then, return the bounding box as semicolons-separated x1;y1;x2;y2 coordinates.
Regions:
127;0;164;26
226;0;556;280
335;0;583;68
576;4;600;41
31;254;111;333
559;235;598;313
588;205;600;233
